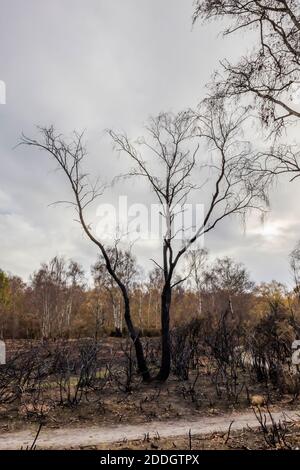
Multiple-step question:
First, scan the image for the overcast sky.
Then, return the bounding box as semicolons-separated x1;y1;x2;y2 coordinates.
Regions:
0;0;300;286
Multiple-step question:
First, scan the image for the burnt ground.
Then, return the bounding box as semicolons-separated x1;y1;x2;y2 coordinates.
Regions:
0;338;299;450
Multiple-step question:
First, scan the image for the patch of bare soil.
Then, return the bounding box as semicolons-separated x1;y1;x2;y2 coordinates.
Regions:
0;408;299;450
103;419;300;451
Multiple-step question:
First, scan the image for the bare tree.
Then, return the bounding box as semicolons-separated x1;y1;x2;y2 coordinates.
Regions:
109;102;268;381
66;260;85;336
185;248;208;316
21;128;151;381
31;257;65;339
290;240;300;294
193;0;300;134
192;0;300;211
204;256;254;296
147;267;165;329
31;257;85;339
203;256;254;322
0;270;10;339
92;247;138;336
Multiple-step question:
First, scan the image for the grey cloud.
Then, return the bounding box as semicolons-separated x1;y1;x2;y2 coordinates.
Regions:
0;0;299;283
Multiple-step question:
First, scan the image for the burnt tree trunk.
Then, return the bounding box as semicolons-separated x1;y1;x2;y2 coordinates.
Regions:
122;288;151;382
156;283;172;381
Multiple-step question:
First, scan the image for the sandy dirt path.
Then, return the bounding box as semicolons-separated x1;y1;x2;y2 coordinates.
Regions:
0;408;299;449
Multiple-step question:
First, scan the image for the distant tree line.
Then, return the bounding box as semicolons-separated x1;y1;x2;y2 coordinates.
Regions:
1;249;300;342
